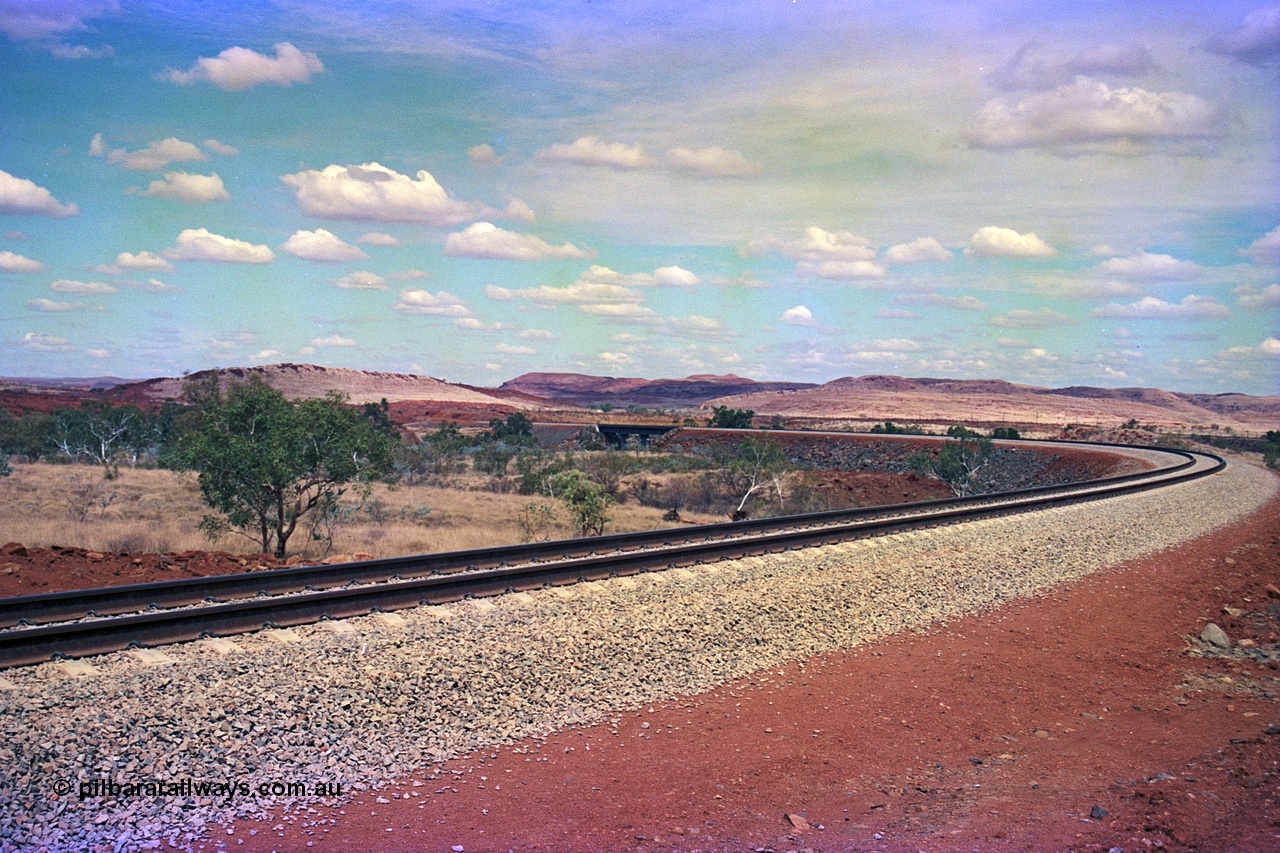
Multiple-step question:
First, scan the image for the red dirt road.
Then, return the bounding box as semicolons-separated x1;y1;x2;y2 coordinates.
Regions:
213;473;1280;853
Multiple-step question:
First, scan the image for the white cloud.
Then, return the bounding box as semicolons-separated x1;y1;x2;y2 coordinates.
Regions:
1234;283;1280;310
990;308;1076;328
781;305;817;327
518;328;557;340
536;136;654;170
163;228;274;263
84;348;111;359
91;134;207;171
163;42;323;91
311;334;357;347
664;146;762;178
249;349;281;362
356;232;399;247
485;285;515;301
1207;4;1280;66
989;43;1157;91
1090;295;1230;321
868;338;923;352
134;171;230;203
139;278;179;293
875;308;919;320
884;237;952;264
665;315;724;335
495;343;536;355
966;79;1224;153
1036;278;1143;300
0;170;78;217
0;1;118;42
334;271;388;290
598;351;633;364
202;139;239;156
21;332;72;351
468;144;502;167
280;162;481;225
799;260;887;280
0;250;43;273
280;228;368;262
50;279;116;294
26;298;88;312
394;289;474;317
98;250;174;274
965;226;1056;259
1097;252;1200;280
443;222;592;261
1242;226;1280;263
503;198;536;223
610;332;647;344
509;280;642;306
1220;338;1280;358
899;293;988;311
755;227;876;263
578;303;661;322
579;264;700;288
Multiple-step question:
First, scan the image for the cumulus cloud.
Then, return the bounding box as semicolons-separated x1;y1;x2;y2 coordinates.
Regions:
468;144;502;167
1242;225;1280;263
965;80;1224;153
1220;337;1280;358
26;298;91;312
884;237;952;264
133;171;230;203
21;331;72;351
333;271;388;290
665;315;725;336
573;264;700;290
90;134;207;171
394;290;474;317
1234;283;1280;310
799;260;887;280
990;308;1076;328
1207;3;1280;66
356;232;399;247
443;222;592;261
495;343;536;355
1097;251;1200;280
598;351;633;364
1090;295;1230;321
536;136;654;170
163;228;274;263
518;328;557;341
163;42;323;90
311;334;356;347
0;1;118;42
989;43;1157;91
280;162;482;225
577;303;661;323
0;170;78;217
0;250;44;273
965;226;1056;259
750;227;876;263
51;279;116;294
781;305;818;327
98;250;174;274
280;229;368;262
899;293;988;311
202;139;238;156
664;146;762;178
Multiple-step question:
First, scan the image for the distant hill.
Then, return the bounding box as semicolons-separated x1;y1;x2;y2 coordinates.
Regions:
501;372;818;408
708;374;1280;432
103;363;548;409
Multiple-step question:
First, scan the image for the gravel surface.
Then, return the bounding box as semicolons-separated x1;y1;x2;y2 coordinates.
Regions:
0;456;1272;853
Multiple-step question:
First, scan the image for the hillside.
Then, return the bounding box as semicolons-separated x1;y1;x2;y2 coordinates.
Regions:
709;374;1280;432
501;372;817;408
104;363;548;409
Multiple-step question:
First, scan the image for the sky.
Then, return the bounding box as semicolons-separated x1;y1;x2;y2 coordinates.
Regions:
0;1;1278;395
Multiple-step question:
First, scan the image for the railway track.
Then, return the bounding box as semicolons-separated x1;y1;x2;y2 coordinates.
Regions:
0;441;1224;669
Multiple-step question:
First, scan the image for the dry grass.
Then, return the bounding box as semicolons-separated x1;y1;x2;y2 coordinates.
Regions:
0;463;689;559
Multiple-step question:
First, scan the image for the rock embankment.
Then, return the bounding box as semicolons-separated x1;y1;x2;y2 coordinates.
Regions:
0;460;1271;852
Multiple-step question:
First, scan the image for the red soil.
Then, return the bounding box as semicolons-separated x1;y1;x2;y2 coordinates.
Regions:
214;475;1280;853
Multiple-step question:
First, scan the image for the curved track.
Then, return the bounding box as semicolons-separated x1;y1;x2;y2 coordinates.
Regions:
0;439;1224;668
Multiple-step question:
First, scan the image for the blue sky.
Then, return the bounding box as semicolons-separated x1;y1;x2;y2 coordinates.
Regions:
1;0;1277;394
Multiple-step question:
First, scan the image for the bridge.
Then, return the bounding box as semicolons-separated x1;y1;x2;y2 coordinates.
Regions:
595;423;680;448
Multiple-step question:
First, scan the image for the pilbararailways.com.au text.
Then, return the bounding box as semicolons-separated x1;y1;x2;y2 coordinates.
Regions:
55;777;343;803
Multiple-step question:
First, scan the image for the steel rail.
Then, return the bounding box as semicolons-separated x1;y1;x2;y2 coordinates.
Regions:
0;439;1193;629
0;444;1223;668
